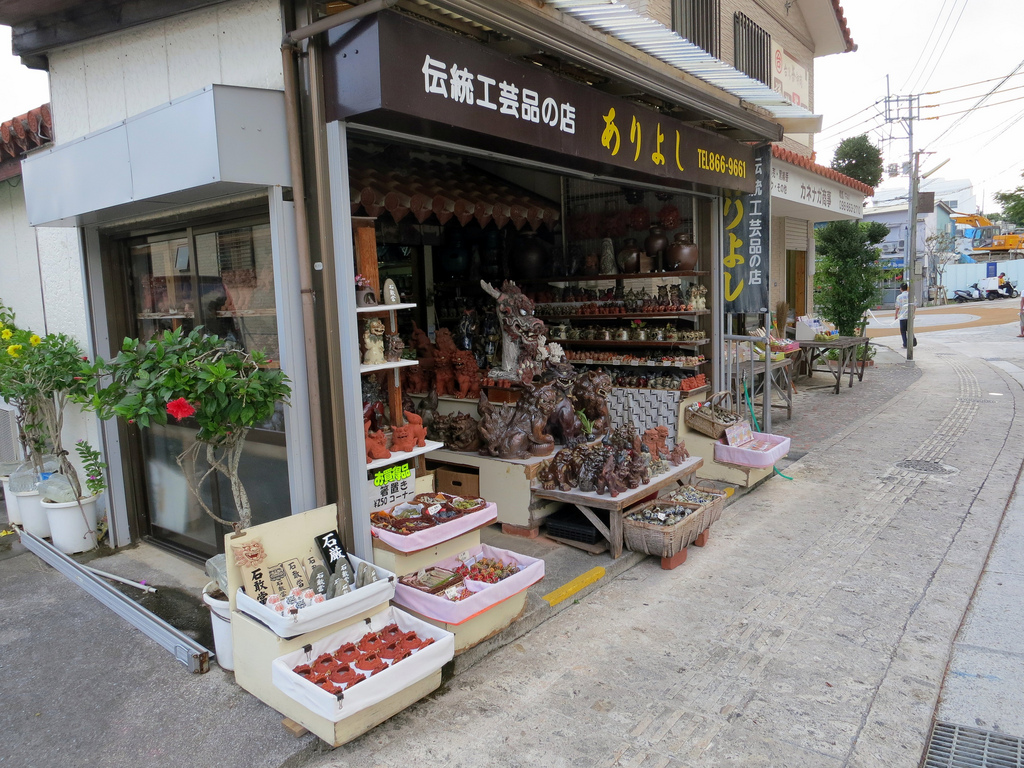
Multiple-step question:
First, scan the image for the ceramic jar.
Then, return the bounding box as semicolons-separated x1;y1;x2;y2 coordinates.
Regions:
616;239;641;273
512;232;547;279
665;233;699;271
644;225;669;259
614;328;630;341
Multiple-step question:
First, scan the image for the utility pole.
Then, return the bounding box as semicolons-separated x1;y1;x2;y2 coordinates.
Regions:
884;92;920;361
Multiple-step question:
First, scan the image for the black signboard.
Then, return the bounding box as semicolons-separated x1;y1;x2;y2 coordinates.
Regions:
723;144;772;314
324;12;755;194
315;530;350;570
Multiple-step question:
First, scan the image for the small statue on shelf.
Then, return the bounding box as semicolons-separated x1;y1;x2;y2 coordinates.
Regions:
452;349;482;399
390;422;416;453
385;332;405;363
434;351;455;397
362;317;386;366
642;425;670;461
364;420;391;463
668;441;690;465
403;410;428;448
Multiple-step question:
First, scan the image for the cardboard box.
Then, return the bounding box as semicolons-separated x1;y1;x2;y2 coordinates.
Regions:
436;466;480;498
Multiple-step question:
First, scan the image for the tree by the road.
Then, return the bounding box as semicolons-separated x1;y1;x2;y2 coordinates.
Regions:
830;134;884;188
814;220;890;335
994;171;1024;227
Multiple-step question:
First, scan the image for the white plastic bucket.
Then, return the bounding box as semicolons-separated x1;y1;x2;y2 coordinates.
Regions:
14;490;49;538
42;496;99;554
203;581;234;671
1;476;21;526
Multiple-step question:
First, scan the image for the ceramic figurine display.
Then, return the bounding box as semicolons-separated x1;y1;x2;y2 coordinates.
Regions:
599;238;617;275
402;411;428;447
616;239;641;273
364;420;391;463
362;317;386;366
385;332;404;363
452;350;482;399
479;279;548;385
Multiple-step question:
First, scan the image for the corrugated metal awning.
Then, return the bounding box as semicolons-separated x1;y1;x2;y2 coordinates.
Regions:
544;0;822;134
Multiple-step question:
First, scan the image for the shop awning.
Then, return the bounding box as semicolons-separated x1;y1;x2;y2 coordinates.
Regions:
348;158;560;230
21;85;291;228
542;0;823;135
769;146;871;223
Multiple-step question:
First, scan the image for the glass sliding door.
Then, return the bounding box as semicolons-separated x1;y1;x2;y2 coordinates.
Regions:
125;218;289;557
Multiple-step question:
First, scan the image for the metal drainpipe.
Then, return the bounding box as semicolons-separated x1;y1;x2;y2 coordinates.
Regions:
279;0;399;508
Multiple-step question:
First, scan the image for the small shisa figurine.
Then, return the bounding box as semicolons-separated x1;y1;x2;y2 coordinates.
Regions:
362;317;386;366
385;332;405;363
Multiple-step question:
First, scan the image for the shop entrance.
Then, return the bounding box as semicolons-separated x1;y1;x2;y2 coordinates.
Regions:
113;216;290;558
786;249;807;319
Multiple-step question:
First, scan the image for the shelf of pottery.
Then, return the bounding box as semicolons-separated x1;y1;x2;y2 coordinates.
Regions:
223;504;455;747
369;490;544;654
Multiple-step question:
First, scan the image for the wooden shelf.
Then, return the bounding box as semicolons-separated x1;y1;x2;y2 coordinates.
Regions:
538;310;709;320
568;358;707;368
558;338;708;348
137;312;195;320
521;270;709;283
356;302;417;314
366;440;445;471
360;359;420;375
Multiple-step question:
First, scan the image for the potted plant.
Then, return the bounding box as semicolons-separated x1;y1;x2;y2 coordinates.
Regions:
0;305;91;540
85;326;291;669
40;440;107;553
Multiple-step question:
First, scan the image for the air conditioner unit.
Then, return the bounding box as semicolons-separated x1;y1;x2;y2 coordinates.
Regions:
0;401;22;464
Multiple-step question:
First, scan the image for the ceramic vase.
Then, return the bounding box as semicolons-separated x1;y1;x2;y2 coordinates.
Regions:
616;238;641;273
665;233;699;271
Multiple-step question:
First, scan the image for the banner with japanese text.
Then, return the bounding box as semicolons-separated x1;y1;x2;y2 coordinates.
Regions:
367;461;416;513
325;13;755;194
723;145;772;314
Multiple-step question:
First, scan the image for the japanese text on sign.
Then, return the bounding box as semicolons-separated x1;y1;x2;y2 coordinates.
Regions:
367;462;416;511
422;55;576;134
723;145;771;314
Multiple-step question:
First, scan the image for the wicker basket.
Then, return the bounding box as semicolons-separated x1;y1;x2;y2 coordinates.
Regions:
623;500;705;558
683;391;739;439
669;480;726;527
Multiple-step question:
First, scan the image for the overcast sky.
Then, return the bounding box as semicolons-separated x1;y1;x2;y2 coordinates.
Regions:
814;0;1024;213
2;2;1022;212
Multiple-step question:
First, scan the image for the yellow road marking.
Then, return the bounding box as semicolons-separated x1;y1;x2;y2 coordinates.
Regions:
542;566;606;607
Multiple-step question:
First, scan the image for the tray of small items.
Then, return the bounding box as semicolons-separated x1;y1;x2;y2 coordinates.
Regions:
622;499;707;558
370;494;497;553
272;605;455;722
392;543;544;625
236;554;395;638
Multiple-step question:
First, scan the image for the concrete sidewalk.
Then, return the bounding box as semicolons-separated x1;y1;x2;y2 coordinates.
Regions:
2;331;1021;767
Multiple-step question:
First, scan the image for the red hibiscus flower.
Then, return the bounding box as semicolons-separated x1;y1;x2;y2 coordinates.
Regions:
166;397;197;421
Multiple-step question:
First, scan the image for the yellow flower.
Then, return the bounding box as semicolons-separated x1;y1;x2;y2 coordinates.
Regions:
29;334;41;346
0;329;11;340
7;344;23;358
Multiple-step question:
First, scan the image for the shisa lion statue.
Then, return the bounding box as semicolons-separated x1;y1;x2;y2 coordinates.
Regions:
362;317;386;366
480;279;548;385
477;381;561;460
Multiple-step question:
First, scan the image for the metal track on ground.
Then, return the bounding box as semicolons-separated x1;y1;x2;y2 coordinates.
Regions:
924;722;1024;767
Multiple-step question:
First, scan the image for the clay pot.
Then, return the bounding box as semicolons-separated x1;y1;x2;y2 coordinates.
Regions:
665;233;699;271
644;225;669;258
616;239;641;273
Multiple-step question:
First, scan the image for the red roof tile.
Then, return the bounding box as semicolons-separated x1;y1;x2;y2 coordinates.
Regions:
0;103;52;162
832;0;857;53
772;144;874;197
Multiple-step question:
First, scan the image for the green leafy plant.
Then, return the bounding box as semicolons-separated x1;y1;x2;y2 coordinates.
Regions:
85;327;291;531
814;220;890;336
577;410;595;437
830;134;884;187
75;440;108;498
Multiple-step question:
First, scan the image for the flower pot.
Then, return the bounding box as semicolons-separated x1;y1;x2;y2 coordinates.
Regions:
203;581;234;671
1;476;21;526
356;288;377;307
42;495;99;554
14;489;48;538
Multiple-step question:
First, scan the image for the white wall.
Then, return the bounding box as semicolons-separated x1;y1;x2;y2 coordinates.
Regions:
942;261;1024;298
0;178;46;331
47;0;284;143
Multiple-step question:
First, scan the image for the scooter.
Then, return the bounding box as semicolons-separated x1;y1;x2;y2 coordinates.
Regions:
986;281;1020;300
952;283;985;303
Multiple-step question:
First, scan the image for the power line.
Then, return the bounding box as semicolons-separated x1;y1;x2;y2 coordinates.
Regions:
816;99;885;135
923;92;1024;121
915;0;971;93
923;69;1024;95
921;81;1024;109
899;0;953;92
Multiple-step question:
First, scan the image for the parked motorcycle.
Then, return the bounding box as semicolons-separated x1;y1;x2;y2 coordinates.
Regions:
952;283;985;303
986;280;1020;300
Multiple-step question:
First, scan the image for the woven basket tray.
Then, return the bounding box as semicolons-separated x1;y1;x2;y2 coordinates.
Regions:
623;500;706;558
683;391;739;439
671;480;726;528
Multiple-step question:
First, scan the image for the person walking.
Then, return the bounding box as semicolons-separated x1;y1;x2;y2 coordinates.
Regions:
895;282;917;348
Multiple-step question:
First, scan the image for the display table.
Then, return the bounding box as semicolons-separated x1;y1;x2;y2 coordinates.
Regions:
531;456;703;558
796;336;869;394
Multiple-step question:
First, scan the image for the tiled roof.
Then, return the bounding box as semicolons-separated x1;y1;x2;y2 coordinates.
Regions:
773;145;874;196
831;0;857;53
0;103;51;181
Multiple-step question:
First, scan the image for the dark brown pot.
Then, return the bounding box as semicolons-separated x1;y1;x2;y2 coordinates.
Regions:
512;233;547;279
665;233;699;271
617;238;641;273
645;225;669;257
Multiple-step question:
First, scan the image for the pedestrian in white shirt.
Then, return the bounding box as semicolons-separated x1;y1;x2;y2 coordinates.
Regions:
894;283;917;348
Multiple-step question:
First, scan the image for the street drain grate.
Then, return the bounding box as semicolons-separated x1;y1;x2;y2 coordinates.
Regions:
896;460;955;474
924;721;1024;767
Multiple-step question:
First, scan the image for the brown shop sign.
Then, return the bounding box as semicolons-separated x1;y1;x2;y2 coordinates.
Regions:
325;13;755;194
